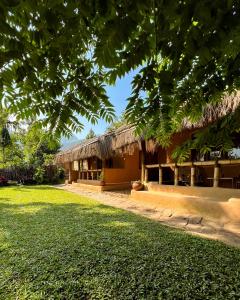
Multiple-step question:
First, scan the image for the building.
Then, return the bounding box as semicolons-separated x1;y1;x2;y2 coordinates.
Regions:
142;94;240;189
56;93;240;191
55;126;142;191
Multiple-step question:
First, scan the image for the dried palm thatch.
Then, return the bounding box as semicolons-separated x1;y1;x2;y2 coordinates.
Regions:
55;92;240;163
144;92;240;153
182;92;240;129
55;125;140;164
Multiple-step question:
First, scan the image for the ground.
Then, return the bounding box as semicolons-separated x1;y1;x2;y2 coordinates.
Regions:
1;186;240;299
60;184;240;247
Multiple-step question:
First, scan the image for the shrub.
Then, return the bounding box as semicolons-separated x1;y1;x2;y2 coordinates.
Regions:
33;166;45;184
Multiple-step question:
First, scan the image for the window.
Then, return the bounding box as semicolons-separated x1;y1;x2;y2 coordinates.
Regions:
73;161;79;171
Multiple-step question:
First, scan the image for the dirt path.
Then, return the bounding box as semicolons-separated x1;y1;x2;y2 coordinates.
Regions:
56;184;240;248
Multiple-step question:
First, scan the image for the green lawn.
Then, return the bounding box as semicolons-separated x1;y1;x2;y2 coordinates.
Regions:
0;186;240;299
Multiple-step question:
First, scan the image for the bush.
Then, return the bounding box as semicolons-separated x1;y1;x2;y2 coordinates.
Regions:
0;164;65;185
33;166;45;184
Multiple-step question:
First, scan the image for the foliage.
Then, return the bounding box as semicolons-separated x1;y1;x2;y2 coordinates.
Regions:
0;127;11;162
106;114;128;132
0;110;62;183
1;186;240;299
172;107;240;162
0;109;12;163
0;164;64;184
1;1;240;143
33;166;45;184
33;164;64;184
85;128;96;140
0;1;115;137
97;171;105;181
22;123;61;167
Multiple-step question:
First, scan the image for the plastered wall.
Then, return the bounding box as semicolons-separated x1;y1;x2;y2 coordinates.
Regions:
104;150;141;183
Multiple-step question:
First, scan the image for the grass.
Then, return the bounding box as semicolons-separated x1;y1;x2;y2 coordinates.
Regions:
0;186;240;299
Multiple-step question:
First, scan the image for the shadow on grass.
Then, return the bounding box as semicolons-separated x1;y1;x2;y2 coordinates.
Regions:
9;185;57;192
1;199;240;299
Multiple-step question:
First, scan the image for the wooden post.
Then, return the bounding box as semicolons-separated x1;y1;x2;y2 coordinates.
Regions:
102;159;105;180
144;167;148;183
159;166;163;185
141;151;145;183
78;160;81;179
174;166;179;186
190;166;195;187
68;162;72;183
213;165;220;187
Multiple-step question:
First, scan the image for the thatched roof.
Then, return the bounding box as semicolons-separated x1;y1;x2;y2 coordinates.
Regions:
182;92;240;129
55;125;140;164
145;92;240;153
55;92;240;163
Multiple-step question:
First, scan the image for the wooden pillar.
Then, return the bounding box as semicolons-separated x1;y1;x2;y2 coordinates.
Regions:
190;166;195;187
78;160;81;179
159;166;163;185
144;167;148;183
174;166;179;186
213;165;220;187
141;151;145;183
68;162;72;183
102;159;105;180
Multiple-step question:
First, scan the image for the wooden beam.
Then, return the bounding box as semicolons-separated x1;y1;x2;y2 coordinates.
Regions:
194;161;215;166
160;163;175;168
177;162;192;167
218;159;240;165
145;164;159;168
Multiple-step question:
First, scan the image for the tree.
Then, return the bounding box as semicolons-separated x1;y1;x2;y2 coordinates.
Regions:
22;123;60;167
106;114;128;132
85;129;96;140
1;0;240;144
0;127;11;163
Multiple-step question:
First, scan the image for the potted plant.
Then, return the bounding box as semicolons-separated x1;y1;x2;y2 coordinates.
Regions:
98;172;105;186
131;180;143;191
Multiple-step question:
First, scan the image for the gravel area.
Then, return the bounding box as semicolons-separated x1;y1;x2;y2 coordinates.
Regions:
56;184;240;248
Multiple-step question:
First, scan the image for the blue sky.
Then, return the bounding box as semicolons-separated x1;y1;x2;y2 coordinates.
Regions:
75;69;138;140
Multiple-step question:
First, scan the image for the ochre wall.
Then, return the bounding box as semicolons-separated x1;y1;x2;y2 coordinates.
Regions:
104;150;141;183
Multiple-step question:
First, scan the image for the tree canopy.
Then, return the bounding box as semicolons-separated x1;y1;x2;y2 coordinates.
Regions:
106;114;127;132
1;0;240;143
85;128;96;140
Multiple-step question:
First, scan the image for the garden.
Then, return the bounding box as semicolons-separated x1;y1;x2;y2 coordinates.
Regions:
0;110;64;186
1;186;240;299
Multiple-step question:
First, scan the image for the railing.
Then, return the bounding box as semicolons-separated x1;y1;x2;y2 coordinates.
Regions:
78;169;102;180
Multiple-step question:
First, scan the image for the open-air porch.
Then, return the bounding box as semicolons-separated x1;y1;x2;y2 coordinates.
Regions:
143;159;240;189
131;136;240;221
